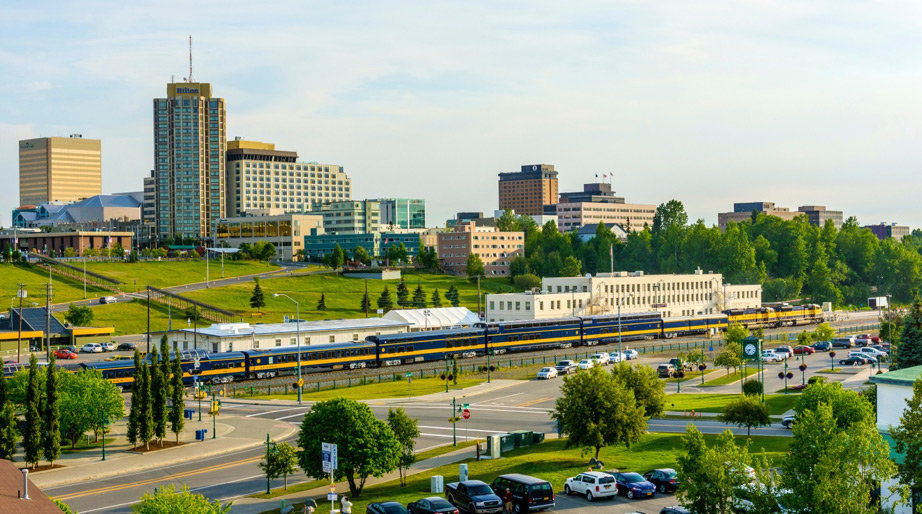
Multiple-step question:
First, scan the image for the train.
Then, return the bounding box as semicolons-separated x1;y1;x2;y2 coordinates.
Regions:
2;305;823;388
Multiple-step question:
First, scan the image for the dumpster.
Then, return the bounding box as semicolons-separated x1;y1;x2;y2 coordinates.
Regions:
510;430;533;448
532;432;545;444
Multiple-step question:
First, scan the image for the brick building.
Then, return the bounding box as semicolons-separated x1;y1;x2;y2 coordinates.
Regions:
437;222;524;276
498;164;558;216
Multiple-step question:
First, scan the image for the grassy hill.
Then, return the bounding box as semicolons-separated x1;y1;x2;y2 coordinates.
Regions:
0;263;110;307
82;260;279;289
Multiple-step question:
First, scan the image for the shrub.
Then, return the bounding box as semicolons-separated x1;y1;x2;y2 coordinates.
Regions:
742;379;763;396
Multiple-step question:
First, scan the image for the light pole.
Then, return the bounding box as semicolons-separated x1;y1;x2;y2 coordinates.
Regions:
274;293;302;405
799;363;807;385
423;309;431;331
100;408;107;461
887;294;893;345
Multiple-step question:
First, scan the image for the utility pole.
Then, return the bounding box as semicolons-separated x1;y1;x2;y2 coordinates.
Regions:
364;279;369;318
45;283;52;361
477;276;482;320
146;287;151;354
16;284;25;363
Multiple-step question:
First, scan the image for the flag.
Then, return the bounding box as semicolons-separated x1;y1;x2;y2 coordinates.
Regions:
595;173;598;179
603;174;607;179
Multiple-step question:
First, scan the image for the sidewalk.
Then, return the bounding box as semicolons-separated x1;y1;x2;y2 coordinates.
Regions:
28;406;297;489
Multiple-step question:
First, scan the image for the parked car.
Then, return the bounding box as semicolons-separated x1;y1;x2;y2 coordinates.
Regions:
101;342;116;352
563;471;618;501
591;352;611;366
831;337;855;349
642;468;678;493
62;345;78;353
368;503;409;514
868;344;890;353
773;346;793;359
761;351;782;363
609;352;625;363
858;347;888;360
554;360;577;375
659;508;691;514
80;343;103;353
611;472;657;499
99;296;117;304
445;480;503;514
54;349;77;360
623;349;639;360
489;474;555;513
668;358;694;371
577;359;596;370
781;415;796;429
792;345;815;355
656;364;677;377
536;367;558;380
855;334;882;346
810;341;832;352
407;498;459;514
117;342;137;351
839;356;870;366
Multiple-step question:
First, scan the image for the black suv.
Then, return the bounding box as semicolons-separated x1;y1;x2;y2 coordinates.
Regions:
490;474;555;513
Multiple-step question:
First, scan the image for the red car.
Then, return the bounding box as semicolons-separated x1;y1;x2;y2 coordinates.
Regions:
793;345;815;355
54;349;77;360
855;334;882;345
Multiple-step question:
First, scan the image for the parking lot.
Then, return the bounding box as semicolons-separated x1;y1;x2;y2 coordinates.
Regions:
554;487;683;513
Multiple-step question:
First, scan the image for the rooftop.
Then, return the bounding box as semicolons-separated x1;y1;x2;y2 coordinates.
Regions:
870;365;922;386
178;318;410;337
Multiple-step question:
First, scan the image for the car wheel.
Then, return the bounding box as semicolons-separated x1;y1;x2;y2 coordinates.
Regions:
626;490;634;499
586;491;593;502
659;484;666;493
564;485;571;495
513;503;524;514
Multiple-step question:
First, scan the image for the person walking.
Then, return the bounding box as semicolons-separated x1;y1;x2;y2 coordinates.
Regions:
342;495;353;514
503;488;513;514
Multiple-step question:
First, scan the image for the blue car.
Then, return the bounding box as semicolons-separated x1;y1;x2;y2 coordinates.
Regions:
611;472;656;499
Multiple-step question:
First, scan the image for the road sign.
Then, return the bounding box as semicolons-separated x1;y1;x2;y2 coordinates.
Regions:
406;372;412;378
327;493;338;501
332;443;338;470
462;409;471;420
322;442;338;473
377;309;384;315
297;378;304;387
284;315;290;323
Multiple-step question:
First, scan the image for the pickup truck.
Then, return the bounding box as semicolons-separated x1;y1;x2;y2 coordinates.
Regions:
554;360;578;375
445;480;504;514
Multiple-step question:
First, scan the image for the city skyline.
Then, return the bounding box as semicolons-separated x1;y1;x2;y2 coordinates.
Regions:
2;1;922;229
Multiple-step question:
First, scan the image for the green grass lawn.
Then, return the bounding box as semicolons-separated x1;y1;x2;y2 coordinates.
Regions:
258;435;792;514
61;437;115;454
0;263;111;307
90;298;175;336
666;393;798;415
700;367;760;387
183;269;520;323
248;376;488;402
83;260;279;289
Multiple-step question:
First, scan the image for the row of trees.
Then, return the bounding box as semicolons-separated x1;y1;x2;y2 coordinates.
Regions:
498;201;922;306
126;339;185;449
374;283;461;313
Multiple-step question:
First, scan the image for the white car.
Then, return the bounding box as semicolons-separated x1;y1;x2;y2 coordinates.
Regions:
857;348;888;360
623;349;639;360
577;359;596;370
564;471;618;501
591;352;611;365
761;351;782;362
536;367;559;380
609;352;625;363
81;343;103;353
101;342;116;352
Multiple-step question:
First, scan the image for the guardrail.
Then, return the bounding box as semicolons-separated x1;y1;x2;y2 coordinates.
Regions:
146;286;236;323
27;252;123;291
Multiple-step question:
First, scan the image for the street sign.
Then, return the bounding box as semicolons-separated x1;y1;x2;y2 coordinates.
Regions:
406;372;412;378
297;378;304;387
322;442;338;473
327;493;338;501
462;409;471;420
284;315;290;323
377;309;384;315
332;443;338;470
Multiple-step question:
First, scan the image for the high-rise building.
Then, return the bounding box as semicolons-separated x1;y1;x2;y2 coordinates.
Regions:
153;82;226;238
226;138;351;216
18;135;102;206
374;198;426;230
864;222;911;241
142;170;155;224
498;164;558;216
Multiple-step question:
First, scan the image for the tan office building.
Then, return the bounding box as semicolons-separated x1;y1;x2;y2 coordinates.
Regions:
437;222;524;276
498;164;558;216
19;135;102;206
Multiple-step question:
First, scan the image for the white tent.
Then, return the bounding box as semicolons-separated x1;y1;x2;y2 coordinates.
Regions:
383;307;481;331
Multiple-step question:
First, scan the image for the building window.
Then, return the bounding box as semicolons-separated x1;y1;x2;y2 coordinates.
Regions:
330;335;335;343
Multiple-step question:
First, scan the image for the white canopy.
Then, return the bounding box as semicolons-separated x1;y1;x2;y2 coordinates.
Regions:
383;307;480;330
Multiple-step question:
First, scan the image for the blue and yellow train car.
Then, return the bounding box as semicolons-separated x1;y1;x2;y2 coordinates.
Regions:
245;342;377;378
368;328;486;366
581;312;663;344
662;313;728;338
480;317;582;354
775;304;823;326
82;349;248;388
725;307;776;328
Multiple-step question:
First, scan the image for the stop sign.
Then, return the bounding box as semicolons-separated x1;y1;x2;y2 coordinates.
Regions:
462;409;471;420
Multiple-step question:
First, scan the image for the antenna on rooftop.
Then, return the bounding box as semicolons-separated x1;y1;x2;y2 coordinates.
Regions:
188;35;195;83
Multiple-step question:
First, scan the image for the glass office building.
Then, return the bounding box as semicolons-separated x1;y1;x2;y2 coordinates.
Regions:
375;198;426;230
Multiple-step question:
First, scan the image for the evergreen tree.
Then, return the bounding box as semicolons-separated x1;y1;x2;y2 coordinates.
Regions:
360;290;371;313
446;284;460;307
43;354;61;468
0;364;7;410
377;286;394;313
23;354;43;469
150;348;167;446
168;352;185;443
159;336;172;406
138;363;153;450
412;284;426;308
396;279;410;308
127;349;142;448
249;277;266;313
0;401;17;461
316;293;327;311
431;289;442;308
894;298;922;370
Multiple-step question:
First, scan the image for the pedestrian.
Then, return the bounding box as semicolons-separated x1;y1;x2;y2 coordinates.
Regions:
503;488;513;514
302;500;315;514
341;495;353;514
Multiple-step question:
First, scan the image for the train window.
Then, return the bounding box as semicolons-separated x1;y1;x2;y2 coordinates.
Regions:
407;346;414;353
447;341;453;348
268;357;275;364
397;346;404;354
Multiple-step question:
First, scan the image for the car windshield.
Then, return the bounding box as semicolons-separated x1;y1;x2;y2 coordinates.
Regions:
622;473;644;483
540;368;553;372
467;485;492;496
557;362;568;366
383;505;406;514
430;499;453;509
598;476;614;484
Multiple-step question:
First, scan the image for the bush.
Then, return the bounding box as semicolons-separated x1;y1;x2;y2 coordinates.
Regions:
807;375;827;385
513;273;542;290
742;379;763;396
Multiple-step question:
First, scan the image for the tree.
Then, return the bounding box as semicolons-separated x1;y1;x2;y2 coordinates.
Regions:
64;304;94;327
127;350;141;447
412;284;426;308
54;500;77;513
377;286;394;313
331;244;345;270
132;484;231;513
431;289;442;308
353;245;371;266
446;285;460;307
250;277;266;313
316;293;327;311
361;290;371;313
742;379;763;396
610;362;666;418
58;368;124;448
676;426;750;514
812;322;835;342
724;323;750;347
259;442;299;490
137;363;153;450
387;407;419;487
0;401;17;461
23;354;43;469
465;253;485;279
560;255;582;277
718;395;771;437
714;343;742;375
894;298;922;370
513;273;542;290
891;378;922;506
43;354;61;467
793;381;872;430
297;398;401;497
396;279;410;308
551;366;646;460
168;352;185;443
150;348;167;446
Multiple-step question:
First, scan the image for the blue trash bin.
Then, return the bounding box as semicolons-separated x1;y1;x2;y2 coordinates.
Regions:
184;409;194;420
195;429;204;441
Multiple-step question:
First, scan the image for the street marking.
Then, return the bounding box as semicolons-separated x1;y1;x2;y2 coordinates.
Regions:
276;412;308;421
418;425;505;434
77;474;265;513
516;397;555;407
52;456;262;501
245;406;307;418
475;392;522;404
420;432;479;440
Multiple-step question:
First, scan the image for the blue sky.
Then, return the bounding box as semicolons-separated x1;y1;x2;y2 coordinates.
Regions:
2;1;921;229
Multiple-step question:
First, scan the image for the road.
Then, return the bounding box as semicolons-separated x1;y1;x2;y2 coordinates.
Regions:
47;376;791;513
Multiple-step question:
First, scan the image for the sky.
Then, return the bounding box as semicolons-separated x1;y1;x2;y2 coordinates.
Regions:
2;1;922;229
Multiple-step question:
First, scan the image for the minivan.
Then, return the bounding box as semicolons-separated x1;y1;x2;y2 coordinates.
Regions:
490;474;555;512
831;337;855;349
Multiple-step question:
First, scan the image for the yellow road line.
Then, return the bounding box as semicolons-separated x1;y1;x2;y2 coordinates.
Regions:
53;455;262;501
516;396;555;407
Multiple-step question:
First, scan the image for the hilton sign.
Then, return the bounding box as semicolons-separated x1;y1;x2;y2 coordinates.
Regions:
176;87;200;94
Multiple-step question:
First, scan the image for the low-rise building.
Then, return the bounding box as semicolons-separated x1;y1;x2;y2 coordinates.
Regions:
437;222;524;276
301;232;420;262
549;183;655;233
0;229;133;257
383;307;481;331
718;202;843;230
871;366;922;513
166;318;410;353
864;222;911;241
485;270;761;322
215;213;323;261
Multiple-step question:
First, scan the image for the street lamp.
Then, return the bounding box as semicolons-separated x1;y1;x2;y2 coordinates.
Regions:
273;293;302;405
799;363;807;385
423;309;432;331
830;351;836;372
698;363;707;385
670;369;685;393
